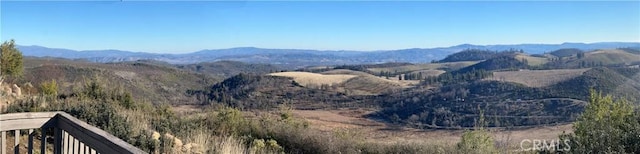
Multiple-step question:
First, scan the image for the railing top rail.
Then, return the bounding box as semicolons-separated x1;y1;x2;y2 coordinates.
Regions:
0;112;59;131
0;111;60;121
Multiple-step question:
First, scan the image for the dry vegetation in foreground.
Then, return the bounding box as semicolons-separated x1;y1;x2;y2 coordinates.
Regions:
268;72;357;87
486;68;590;87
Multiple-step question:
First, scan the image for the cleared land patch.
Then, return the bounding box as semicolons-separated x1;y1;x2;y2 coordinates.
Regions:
367;61;478;74
321;69;416;94
487;68;590;87
515;54;549;66
411;69;446;77
269;72;357;87
321;69;374;76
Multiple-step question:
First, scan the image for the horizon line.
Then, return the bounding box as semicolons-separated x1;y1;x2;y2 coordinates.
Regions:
15;41;640;54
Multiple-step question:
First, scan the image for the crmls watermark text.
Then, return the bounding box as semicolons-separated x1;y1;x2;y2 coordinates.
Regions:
519;139;571;152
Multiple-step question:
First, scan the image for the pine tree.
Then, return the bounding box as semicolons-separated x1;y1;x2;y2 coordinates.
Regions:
1;40;24;77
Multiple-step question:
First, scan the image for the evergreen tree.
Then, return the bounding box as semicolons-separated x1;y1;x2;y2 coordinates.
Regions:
577;52;585;59
0;39;24;77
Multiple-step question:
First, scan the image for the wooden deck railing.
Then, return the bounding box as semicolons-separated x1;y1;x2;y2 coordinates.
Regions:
0;112;146;154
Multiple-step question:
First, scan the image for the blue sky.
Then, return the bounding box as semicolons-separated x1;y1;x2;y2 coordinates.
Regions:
1;1;639;53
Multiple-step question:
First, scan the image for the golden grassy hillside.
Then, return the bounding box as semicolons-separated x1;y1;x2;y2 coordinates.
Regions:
268;72;357;87
322;69;419;94
514;54;549;66
583;49;640;65
270;70;414;95
321;69;374;76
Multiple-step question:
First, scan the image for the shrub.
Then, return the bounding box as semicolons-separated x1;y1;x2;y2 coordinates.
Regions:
457;129;497;154
40;79;58;97
456;110;497;154
207;107;249;135
250;139;284;154
559;90;640;153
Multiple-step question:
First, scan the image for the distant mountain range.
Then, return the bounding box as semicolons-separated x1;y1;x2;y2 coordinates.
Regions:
17;42;640;67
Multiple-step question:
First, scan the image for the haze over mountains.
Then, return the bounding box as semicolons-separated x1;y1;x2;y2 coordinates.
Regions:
18;42;640;67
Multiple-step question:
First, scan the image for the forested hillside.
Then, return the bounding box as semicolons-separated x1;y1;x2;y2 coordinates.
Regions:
20;57;219;105
548;67;640;102
176;60;281;78
437;49;497;62
549;48;583;57
451;55;528;74
187;73;372;110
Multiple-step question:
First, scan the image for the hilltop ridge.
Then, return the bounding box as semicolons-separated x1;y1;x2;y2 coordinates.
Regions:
17;42;640;67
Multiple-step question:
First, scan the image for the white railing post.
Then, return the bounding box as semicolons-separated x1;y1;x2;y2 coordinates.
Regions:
1;131;5;154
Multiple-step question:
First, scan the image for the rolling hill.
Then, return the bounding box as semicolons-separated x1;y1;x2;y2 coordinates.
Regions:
578;49;640;65
177;61;281;78
549;48;583;57
548;67;640;102
514;53;549;66
188;73;371;110
22;57;221;105
543;49;640;69
269;72;358;87
372;80;586;128
366;61;478;74
270;70;411;95
17;42;640;67
437;49;497;62
452;55;528;74
321;69;412;95
486;68;590;87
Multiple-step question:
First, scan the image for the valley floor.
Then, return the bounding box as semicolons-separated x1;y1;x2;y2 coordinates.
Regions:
291;109;572;148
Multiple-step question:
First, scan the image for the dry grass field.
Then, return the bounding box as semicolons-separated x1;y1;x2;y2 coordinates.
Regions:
321;69;374;76
322;69;417;87
515;54;549;66
292;109;572;147
486;68;590;87
340;76;405;95
324;69;423;94
269;72;357;87
583;49;640;65
412;69;446;77
271;70;418;95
